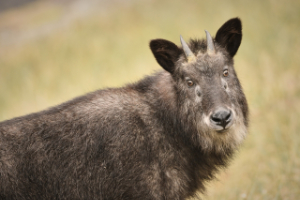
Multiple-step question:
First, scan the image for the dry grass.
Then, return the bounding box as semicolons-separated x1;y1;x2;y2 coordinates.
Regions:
0;0;300;199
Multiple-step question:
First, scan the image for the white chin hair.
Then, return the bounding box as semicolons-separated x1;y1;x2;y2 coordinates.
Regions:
199;112;247;154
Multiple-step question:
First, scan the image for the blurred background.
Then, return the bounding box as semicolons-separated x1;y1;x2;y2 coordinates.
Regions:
0;0;299;199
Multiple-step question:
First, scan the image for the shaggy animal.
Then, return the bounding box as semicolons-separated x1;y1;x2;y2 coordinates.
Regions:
0;18;248;200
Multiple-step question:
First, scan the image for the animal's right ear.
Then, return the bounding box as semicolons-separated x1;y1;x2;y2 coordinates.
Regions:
150;39;182;73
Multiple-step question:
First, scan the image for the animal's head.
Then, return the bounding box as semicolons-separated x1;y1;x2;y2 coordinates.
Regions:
150;18;249;154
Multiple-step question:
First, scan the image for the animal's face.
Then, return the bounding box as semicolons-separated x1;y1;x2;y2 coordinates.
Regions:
174;50;248;153
150;18;248;153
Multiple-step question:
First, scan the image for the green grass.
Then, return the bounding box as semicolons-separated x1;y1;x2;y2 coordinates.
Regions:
1;0;300;199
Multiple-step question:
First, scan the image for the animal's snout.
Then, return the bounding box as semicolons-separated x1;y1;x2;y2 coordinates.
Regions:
210;108;232;130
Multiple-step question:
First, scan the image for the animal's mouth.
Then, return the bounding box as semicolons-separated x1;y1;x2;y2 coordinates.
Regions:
215;125;232;134
212;119;234;132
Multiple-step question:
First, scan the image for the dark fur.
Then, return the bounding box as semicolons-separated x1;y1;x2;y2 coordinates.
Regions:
0;18;248;200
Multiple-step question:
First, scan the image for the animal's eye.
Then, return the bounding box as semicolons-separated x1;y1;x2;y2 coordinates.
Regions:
223;69;229;77
187;80;194;87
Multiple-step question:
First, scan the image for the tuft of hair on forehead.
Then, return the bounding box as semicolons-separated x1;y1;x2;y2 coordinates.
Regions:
185;39;207;55
181;38;231;59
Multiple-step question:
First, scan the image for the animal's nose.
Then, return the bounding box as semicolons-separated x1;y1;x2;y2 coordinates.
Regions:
210;108;232;130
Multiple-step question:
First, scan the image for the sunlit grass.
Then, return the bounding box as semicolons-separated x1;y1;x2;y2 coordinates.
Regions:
0;0;300;199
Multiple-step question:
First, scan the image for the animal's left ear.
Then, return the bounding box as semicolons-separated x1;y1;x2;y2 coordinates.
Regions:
215;18;242;57
150;39;182;74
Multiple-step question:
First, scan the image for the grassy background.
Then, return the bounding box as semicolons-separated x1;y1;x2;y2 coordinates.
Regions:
0;0;300;199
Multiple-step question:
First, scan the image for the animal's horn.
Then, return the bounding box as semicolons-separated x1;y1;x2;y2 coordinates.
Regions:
180;35;196;63
205;30;216;55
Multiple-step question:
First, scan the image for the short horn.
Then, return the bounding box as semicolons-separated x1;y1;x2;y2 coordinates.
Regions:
205;30;216;55
180;35;196;63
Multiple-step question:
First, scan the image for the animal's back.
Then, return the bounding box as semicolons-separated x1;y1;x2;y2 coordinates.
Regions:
0;86;158;199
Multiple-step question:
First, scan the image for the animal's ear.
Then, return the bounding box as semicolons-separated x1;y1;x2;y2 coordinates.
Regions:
215;18;242;57
150;39;182;73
